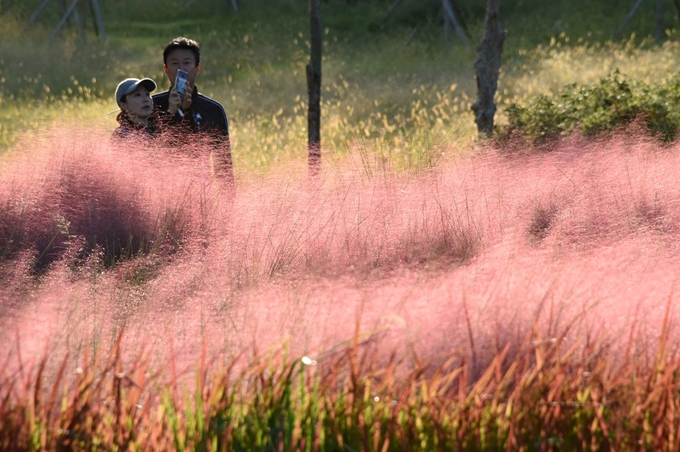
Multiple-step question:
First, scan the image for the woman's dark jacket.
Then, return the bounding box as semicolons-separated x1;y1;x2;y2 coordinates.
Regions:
112;111;166;139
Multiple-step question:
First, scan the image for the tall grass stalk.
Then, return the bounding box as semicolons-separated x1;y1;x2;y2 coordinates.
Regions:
3;319;680;449
3;129;680;447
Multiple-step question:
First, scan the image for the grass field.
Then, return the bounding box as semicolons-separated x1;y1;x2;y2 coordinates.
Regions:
3;0;680;168
4;0;680;449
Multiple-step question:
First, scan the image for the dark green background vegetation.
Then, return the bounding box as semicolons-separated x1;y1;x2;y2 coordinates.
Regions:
1;0;677;102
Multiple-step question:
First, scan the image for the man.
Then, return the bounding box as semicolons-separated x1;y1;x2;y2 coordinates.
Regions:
153;36;233;184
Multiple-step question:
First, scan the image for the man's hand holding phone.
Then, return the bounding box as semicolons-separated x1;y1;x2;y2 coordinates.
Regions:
168;85;193;115
168;69;193;115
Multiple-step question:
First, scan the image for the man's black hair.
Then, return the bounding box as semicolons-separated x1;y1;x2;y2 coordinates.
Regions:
163;36;201;66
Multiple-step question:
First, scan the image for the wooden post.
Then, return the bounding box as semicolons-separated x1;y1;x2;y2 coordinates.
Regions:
472;0;505;138
229;0;238;12
307;0;322;175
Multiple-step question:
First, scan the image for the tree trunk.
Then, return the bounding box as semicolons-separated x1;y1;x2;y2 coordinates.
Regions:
24;0;52;31
90;0;107;43
656;0;665;42
443;0;451;44
307;0;322;174
73;0;85;42
472;0;505;138
386;0;403;18
50;0;81;42
617;0;645;38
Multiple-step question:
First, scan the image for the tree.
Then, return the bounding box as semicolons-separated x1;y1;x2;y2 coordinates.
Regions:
656;0;665;41
307;0;322;174
472;0;505;138
24;0;107;44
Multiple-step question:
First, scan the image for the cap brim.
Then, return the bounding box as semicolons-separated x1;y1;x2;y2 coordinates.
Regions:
123;78;157;97
116;78;158;108
138;78;157;93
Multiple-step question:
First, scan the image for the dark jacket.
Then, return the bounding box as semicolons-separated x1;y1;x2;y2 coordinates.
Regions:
112;111;164;139
152;87;232;181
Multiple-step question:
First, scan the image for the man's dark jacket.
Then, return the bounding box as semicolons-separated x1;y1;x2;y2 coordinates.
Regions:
153;87;233;180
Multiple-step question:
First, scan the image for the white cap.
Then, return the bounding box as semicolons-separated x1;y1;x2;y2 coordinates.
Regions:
115;78;156;108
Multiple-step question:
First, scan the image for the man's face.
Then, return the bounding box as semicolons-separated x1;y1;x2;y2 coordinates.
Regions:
164;48;200;88
121;85;153;119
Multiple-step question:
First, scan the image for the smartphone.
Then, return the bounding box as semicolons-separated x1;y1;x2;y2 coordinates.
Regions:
175;69;189;100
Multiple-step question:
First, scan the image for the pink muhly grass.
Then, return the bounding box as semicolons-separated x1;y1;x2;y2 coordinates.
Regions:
0;128;228;271
2;127;680;389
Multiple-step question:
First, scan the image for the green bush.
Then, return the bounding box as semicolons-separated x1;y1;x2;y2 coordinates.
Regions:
504;71;680;143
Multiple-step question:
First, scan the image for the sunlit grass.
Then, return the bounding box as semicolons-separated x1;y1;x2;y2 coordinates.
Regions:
5;1;680;448
4;321;680;450
4;36;680;171
500;32;680;108
5;2;680;172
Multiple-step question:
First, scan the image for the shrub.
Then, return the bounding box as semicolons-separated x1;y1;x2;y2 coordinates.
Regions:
503;71;680;144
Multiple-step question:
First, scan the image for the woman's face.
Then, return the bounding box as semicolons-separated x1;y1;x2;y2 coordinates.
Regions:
121;85;153;119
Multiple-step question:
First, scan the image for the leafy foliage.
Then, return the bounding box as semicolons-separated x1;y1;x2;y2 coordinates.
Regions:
504;71;680;143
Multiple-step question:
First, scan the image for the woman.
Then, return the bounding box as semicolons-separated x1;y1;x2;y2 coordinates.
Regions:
113;77;164;139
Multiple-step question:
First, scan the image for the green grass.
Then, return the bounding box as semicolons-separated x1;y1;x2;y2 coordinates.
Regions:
0;0;678;170
5;2;680;447
4;318;680;450
3;0;680;170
